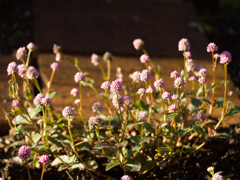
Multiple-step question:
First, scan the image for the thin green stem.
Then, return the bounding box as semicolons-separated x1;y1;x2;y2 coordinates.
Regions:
107;60;111;81
42;107;49;147
98;63;106;79
25;160;31;180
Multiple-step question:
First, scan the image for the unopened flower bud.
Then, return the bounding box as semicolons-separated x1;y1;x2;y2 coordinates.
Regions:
103;51;113;62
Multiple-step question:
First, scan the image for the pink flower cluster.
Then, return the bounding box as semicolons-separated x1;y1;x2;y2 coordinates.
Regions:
140;69;151;81
174;77;185;89
154;79;165;89
33;93;52;107
62;106;74;120
92;102;103;113
110;80;123;92
50;62;59;71
168;104;178;113
18;145;31;161
91;53;100;66
12;100;20;108
38;154;50;164
7;62;18;75
162;91;171;100
219;51;232;64
74;72;86;83
131;71;141;83
207;43;218;52
133;39;144;50
140;54;149;63
88;116;102;130
101;81;111;90
26;66;39;79
178;38;190;51
16;47;27;60
70;88;79;97
170;70;180;78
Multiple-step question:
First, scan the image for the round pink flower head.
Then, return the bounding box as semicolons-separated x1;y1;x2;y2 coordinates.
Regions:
178;38;190;51
188;75;196;81
92;102;103;113
162;91;171;100
171;94;179;100
12;100;20;108
70;88;79;97
133;39;144;50
16;47;27;60
27;42;35;51
53;44;61;54
170;70;180;78
186;59;196;72
118;106;126;114
121;175;132;180
131;71;141;83
168;104;178;113
198;76;206;84
183;51;192;58
0;178;5;180
124;96;132;105
33;93;45;107
26;66;39;79
101;81;111;90
154;79;165;89
91;53;100;66
18;145;31;161
41;96;52;106
7;62;18;75
110;80;123;92
74;72;86;83
140;69;151;81
137;88;146;96
17;64;26;78
220;51;232;64
174;77;185;89
146;87;153;94
140;54;149;63
112;94;124;109
50;62;59;71
192;111;207;121
211;174;223;180
74;99;80;104
62;106;74;120
88;116;101;131
38;154;50;164
138;111;147;118
207;43;218;52
198;68;207;77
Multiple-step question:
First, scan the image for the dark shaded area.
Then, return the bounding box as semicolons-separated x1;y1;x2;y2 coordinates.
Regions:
0;125;240;179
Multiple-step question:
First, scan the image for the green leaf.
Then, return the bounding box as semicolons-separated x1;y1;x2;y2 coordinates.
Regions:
85;160;98;170
67;155;76;164
134;100;148;111
106;161;120;171
193;125;205;136
177;128;193;136
70;163;85;170
115;141;128;148
126;122;144;129
190;98;202;107
93;141;113;150
196;88;202;97
15;114;31;124
29;107;42;118
14;125;25;135
143;122;155;133
32;133;41;144
49;90;56;99
48;136;63;147
198;97;212;105
75;141;90;149
214;133;229;138
140;137;152;143
130;136;140;144
10;140;25;146
225;105;240;116
58;165;68;171
134;153;153;173
132;144;141;153
51;155;69;166
123;158;141;172
211;82;221;90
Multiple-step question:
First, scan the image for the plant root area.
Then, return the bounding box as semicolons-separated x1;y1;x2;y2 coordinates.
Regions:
0;125;239;180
